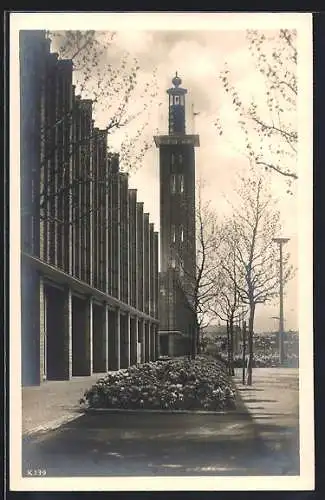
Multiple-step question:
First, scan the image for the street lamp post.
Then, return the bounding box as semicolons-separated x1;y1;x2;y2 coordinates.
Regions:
272;237;290;365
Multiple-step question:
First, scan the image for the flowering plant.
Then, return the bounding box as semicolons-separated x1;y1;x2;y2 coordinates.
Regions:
80;355;236;411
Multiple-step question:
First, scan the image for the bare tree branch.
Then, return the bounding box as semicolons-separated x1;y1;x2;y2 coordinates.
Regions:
216;29;298;184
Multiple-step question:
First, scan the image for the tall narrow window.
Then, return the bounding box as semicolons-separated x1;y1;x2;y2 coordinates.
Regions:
180;225;184;243
180;95;184;106
179;259;184;277
171;224;176;243
179;174;184;193
171;152;175;165
179;153;183;164
171;257;176;268
171;174;176;193
174;95;180;105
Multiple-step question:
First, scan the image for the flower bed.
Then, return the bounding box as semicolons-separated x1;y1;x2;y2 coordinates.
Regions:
80;355;236;411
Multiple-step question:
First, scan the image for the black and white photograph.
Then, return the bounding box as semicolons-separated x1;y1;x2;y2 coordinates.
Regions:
9;12;314;491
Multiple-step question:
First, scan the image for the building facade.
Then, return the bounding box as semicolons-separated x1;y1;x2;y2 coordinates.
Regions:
20;30;159;386
154;74;199;356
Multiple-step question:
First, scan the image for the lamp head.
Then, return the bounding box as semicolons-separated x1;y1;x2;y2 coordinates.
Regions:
273;237;290;244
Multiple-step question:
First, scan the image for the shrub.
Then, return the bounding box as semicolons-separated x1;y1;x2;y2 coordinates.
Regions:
80;355;236;411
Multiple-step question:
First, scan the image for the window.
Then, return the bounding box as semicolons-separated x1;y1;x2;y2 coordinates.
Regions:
174;95;180;105
171;152;175;165
179;266;184;278
180;95;185;106
179;258;184;277
179;153;183;164
171;174;176;194
180;225;184;243
171;257;176;268
171;224;176;243
179;174;185;193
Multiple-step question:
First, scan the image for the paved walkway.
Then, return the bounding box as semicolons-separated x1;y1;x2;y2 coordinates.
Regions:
234;367;299;472
21;367;300;476
22;373;107;435
22;409;274;476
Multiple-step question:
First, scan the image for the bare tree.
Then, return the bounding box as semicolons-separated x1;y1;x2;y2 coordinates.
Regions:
215;29;297;187
208;226;245;375
49;29;158;171
222;175;294;385
176;189;222;358
22;30;158;223
20;29;160;293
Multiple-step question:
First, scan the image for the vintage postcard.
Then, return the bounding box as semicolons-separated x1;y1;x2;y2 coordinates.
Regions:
9;11;314;491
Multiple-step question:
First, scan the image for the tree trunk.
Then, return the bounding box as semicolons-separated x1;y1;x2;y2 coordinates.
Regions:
229;316;235;376
196;322;201;355
191;323;197;359
242;320;246;385
247;303;255;385
226;320;231;375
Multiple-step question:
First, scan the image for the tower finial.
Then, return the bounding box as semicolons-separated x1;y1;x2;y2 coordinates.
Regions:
172;72;182;88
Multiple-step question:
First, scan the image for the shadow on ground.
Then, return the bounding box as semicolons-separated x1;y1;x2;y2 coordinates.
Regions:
22;411;299;477
237;388;265;392
243;399;278;404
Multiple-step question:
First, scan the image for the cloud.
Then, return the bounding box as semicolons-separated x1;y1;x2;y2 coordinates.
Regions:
51;28;300;331
114;30;154;55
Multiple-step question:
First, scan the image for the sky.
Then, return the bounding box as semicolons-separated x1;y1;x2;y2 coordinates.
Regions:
81;28;299;333
10;15;315;490
14;13;312;334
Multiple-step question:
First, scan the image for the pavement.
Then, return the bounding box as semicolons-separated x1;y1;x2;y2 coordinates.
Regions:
21;367;300;477
22;373;108;436
234;368;300;473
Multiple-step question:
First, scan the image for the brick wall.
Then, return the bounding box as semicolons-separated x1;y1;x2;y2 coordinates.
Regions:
20;31;160;385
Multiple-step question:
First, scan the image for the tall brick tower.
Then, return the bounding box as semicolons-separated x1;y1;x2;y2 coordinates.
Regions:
154;73;200;357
